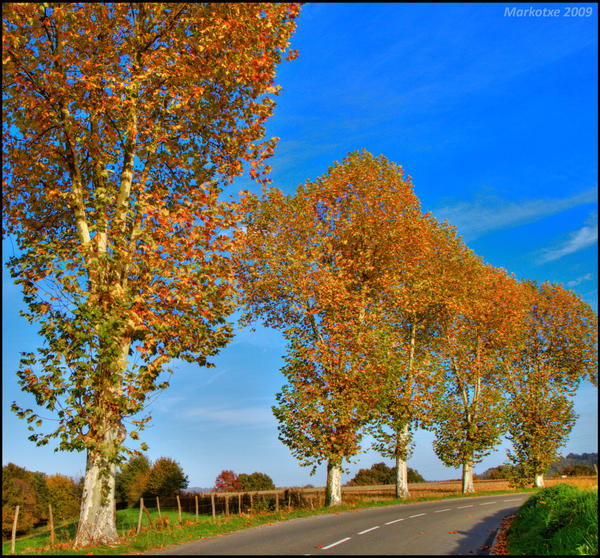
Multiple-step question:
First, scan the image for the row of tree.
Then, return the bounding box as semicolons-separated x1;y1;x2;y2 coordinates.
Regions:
2;463;81;536
233;149;598;506
2;1;595;548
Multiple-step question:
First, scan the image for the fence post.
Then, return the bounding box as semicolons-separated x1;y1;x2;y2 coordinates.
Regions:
156;496;161;518
211;492;216;520
288;491;291;512
136;498;144;535
238;493;242;516
275;492;279;512
142;504;155;529
225;495;229;517
48;503;55;546
250;493;253;515
11;506;19;554
176;494;182;523
195;494;199;520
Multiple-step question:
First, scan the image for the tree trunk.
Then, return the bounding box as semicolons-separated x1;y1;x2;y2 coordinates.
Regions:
325;460;342;507
534;473;544;488
74;341;129;548
395;423;410;499
462;458;475;494
74;445;119;548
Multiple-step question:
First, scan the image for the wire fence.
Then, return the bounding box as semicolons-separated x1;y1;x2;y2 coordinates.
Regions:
5;476;598;552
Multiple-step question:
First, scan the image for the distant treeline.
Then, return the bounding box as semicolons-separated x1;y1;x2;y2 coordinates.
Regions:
478;452;598;480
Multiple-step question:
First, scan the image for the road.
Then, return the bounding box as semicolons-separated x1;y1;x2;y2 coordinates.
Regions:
147;492;529;555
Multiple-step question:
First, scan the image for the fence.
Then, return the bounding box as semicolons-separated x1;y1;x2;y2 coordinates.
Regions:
5;476;598;552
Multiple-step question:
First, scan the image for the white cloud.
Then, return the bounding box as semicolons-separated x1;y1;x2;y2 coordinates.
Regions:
567;273;593;287
181;404;276;429
433;187;597;241
537;214;598;264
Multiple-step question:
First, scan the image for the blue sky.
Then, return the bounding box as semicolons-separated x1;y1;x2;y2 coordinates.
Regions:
2;3;598;488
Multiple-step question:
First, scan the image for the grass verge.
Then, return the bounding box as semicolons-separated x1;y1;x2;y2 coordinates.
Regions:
504;483;598;555
2;487;534;555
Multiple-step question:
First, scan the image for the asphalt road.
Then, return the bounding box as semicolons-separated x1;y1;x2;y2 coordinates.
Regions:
147;493;529;555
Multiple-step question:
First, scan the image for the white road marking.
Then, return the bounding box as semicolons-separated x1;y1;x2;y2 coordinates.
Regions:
408;513;426;518
503;498;523;502
434;508;452;513
321;537;351;550
480;501;497;505
385;518;405;525
457;505;473;509
358;525;380;535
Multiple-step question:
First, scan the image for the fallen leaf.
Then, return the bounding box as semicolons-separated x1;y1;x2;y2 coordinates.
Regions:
419;531;424;535
315;545;323;549
466;514;471;518
448;530;458;534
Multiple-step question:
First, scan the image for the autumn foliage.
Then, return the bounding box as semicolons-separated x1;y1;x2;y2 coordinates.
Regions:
214;470;243;493
3;1;300;546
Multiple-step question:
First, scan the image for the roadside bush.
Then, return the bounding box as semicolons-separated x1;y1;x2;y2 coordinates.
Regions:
506;484;598;555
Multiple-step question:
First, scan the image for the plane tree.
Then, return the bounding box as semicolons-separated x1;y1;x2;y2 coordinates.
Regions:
503;280;598;487
367;214;472;498
234;150;422;505
2;2;300;546
428;264;526;493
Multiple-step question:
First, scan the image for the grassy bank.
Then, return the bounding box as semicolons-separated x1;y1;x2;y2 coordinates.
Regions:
504;484;598;555
3;486;533;555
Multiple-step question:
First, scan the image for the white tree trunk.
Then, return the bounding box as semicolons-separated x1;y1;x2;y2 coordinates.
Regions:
74;341;129;548
74;448;118;548
462;459;475;494
325;460;342;507
534;473;544;488
395;424;410;499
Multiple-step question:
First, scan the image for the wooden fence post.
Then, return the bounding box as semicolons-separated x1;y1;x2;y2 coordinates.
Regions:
211;492;216;520
275;492;279;512
142;504;155;529
11;506;19;554
48;503;55;546
238;493;242;516
250;493;253;515
156;496;161;518
288;491;291;512
195;494;199;520
225;495;229;517
176;495;182;523
136;498;144;535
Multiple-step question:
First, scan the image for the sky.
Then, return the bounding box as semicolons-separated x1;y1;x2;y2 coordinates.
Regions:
2;3;598;489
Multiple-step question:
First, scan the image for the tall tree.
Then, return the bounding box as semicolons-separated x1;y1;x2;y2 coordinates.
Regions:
368;214;472;498
3;3;300;547
143;457;188;498
503;280;597;488
115;454;150;507
235;150;422;506
429;264;525;493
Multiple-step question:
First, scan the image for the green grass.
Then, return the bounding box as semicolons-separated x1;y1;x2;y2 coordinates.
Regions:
505;484;598;555
2;487;532;555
